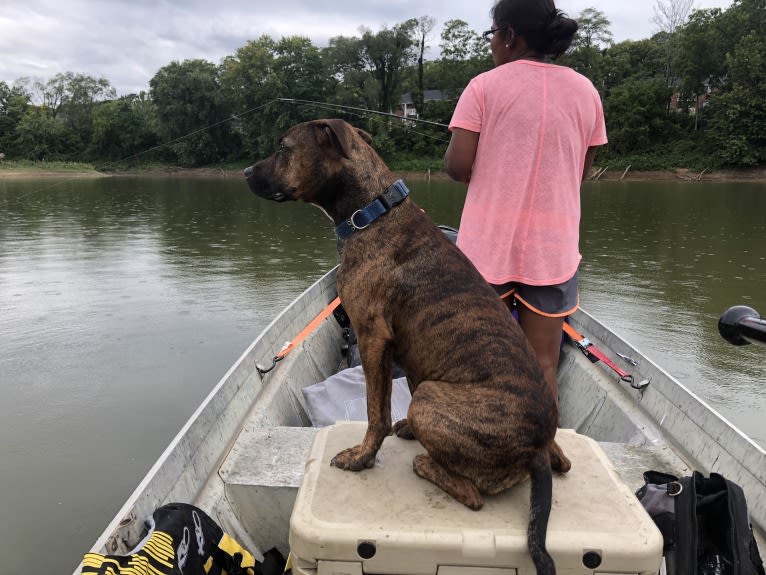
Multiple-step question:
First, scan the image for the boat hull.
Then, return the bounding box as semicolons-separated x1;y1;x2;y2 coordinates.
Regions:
74;266;765;573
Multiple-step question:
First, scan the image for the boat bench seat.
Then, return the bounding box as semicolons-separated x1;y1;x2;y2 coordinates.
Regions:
597;440;691;493
219;425;319;557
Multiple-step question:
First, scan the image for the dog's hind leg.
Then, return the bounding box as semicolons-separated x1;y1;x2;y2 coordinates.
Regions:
413;453;484;510
392;375;419;439
549;439;571;473
392;418;415;439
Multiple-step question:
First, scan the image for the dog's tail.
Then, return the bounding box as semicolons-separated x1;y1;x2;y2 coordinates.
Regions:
527;449;556;575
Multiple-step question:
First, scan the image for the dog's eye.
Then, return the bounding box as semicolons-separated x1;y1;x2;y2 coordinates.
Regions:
278;142;286;152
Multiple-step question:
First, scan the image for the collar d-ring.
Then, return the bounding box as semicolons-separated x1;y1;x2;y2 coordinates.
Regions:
348;209;371;231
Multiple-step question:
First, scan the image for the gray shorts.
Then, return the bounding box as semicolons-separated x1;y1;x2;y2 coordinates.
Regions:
490;271;579;317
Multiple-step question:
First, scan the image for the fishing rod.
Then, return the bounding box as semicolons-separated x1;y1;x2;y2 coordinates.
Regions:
278;98;450;129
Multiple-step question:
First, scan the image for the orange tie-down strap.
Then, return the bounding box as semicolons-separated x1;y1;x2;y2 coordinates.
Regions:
257;296;646;390
562;321;647;389
277;296;342;359
257;296;341;375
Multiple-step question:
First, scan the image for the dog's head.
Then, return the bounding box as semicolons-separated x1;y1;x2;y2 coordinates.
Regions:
244;119;375;207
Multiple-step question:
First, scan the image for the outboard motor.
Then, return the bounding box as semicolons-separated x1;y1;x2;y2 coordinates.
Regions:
718;306;766;348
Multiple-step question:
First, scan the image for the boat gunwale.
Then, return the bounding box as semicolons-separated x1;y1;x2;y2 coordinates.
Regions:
572;308;765;458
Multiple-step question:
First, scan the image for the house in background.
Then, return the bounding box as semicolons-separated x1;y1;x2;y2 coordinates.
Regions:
395;90;446;123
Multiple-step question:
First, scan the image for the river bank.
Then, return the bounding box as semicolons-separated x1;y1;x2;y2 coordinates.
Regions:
2;165;766;182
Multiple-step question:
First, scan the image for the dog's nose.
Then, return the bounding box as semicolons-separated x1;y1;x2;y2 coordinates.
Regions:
244;165;254;178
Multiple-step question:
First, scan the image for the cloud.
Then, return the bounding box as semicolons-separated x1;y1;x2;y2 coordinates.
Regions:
0;0;734;97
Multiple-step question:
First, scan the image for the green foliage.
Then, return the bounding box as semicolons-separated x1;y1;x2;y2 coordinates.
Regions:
274;37;326;101
14;107;74;160
602;39;666;88
419;99;457;126
61;73;116;142
355;22;418;113
572;8;614;50
3;73;115;161
677;9;727;96
600;138;716;171
150;59;233;166
702;2;766;166
0;81;31;157
563;7;613;89
388;156;446;172
22;71;117;153
220;35;330;161
433;20;492;97
90;93;160;165
603;78;675;155
2;3;765;171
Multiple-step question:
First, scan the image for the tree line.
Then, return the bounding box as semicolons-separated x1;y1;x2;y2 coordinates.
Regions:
0;0;764;171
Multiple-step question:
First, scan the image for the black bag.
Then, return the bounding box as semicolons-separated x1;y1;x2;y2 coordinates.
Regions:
636;470;765;575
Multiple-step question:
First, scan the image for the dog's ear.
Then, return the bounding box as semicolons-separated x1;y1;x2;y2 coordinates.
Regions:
317;119;354;159
355;128;374;146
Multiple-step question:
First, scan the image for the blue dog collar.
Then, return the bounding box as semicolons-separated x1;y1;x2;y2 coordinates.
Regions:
335;180;410;240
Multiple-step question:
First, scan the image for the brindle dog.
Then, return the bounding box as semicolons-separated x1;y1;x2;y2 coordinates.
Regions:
245;119;571;575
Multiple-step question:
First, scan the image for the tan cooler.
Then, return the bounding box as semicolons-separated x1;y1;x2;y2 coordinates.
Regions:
289;421;662;575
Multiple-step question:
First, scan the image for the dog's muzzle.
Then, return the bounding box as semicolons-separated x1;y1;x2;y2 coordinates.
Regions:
244;164;289;202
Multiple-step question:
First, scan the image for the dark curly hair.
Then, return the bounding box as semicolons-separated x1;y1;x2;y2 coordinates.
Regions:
490;0;578;59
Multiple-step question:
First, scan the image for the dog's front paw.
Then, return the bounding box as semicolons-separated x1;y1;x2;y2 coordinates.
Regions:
331;445;376;471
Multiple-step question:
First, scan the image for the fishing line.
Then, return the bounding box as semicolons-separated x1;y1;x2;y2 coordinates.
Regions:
279;98;450;129
278;98;452;146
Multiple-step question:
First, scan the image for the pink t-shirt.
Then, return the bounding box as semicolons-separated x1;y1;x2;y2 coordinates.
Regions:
449;60;607;285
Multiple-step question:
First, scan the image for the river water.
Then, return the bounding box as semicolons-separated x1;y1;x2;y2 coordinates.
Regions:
1;175;764;574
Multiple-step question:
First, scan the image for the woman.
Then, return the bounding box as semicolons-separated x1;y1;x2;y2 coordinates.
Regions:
444;0;607;403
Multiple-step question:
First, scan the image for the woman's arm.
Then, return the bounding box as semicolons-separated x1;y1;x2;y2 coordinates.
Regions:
581;146;599;182
444;128;480;183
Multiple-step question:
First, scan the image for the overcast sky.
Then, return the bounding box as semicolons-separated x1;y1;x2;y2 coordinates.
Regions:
1;0;734;98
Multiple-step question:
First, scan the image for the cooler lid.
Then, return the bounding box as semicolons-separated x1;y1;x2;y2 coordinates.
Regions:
289;422;662;575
